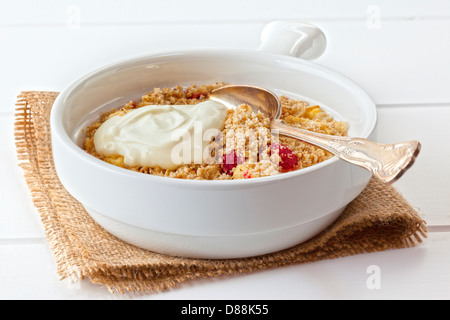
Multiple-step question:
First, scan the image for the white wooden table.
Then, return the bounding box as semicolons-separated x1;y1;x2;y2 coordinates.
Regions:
1;0;449;300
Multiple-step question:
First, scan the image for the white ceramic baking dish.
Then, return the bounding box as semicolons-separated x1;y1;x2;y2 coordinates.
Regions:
50;21;376;259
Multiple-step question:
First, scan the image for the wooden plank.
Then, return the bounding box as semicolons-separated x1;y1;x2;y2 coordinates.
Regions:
0;23;263;113
376;105;450;226
315;19;450;105
0;232;448;299
1;19;450;113
1;0;449;26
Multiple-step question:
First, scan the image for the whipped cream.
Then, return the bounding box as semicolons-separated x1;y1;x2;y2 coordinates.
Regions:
93;101;228;170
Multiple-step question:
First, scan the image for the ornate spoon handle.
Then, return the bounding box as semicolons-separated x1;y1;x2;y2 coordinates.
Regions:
271;119;421;184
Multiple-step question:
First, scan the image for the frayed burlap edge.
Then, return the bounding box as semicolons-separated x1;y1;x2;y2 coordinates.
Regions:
14;91;427;294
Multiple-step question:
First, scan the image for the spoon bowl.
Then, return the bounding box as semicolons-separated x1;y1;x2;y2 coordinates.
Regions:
209;84;282;120
210;84;421;184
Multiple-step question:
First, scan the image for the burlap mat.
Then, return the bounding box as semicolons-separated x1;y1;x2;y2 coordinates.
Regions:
14;91;427;294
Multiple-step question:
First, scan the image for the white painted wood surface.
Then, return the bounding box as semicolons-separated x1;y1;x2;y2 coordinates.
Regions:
0;0;449;300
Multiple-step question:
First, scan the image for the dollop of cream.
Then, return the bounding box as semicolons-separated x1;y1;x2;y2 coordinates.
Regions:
94;101;228;170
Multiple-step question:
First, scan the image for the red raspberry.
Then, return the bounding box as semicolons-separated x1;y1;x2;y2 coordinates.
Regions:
222;150;244;175
271;143;298;172
188;92;206;99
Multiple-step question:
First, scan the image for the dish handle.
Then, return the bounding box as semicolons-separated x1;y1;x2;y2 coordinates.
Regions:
257;21;327;60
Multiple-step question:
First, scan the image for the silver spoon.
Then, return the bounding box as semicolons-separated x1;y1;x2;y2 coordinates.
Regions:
209;84;421;184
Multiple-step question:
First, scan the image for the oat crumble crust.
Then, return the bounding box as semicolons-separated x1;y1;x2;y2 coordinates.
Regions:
83;83;348;180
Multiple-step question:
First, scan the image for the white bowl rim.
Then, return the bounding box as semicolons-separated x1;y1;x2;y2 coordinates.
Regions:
51;48;377;187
